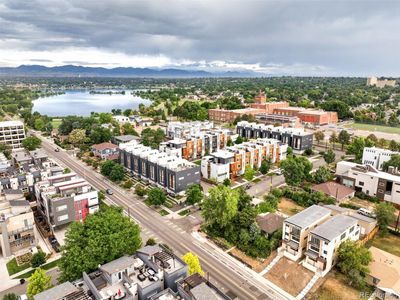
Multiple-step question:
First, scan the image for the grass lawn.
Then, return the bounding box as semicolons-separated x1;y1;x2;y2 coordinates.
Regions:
144;199;152;206
310;271;371;300
15;258;61;279
193;160;201;166
278;198;304;216
252;178;261;183
344;123;400;134
6;258;30;276
178;209;191;216
371;233;400;257
159;209;169;216
51;118;62;129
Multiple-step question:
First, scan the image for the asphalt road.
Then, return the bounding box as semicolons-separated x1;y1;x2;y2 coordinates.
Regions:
35;133;290;300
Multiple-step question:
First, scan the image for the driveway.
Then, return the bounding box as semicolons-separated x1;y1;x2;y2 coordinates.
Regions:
0;255;20;293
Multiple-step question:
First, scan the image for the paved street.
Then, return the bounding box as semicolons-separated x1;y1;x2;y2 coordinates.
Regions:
35;132;292;300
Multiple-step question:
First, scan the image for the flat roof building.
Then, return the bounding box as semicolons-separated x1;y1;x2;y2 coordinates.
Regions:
0;120;26;149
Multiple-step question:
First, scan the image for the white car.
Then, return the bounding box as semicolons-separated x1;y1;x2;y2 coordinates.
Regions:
18;295;28;300
274;169;282;175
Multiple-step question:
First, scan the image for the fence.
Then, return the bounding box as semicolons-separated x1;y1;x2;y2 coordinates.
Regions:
358;226;379;246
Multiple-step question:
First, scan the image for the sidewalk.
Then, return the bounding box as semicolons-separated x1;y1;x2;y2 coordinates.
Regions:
10;254;61;280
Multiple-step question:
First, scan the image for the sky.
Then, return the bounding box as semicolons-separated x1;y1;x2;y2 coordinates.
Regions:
0;0;399;76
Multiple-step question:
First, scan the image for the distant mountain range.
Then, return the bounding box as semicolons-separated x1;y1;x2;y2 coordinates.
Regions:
0;65;260;78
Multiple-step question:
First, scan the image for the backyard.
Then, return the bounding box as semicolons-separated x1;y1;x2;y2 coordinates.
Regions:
278;197;304;216
371;232;400;257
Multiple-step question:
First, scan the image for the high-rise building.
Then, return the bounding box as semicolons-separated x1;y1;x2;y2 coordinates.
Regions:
0;120;26;149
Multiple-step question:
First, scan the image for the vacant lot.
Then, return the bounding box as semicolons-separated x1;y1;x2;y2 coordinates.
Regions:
229;248;277;273
371;233;400;257
308;271;370;300
278;198;304;216
51;118;62;129
265;257;314;296
344;123;400;134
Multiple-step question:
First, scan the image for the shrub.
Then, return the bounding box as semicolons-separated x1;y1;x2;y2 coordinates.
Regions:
31;251;47;268
135;185;147;197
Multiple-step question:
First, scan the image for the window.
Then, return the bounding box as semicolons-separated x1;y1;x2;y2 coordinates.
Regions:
359;181;364;186
56;205;67;212
57;215;68;222
349;226;354;233
341;232;346;240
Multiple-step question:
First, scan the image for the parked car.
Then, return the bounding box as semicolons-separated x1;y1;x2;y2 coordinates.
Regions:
54;148;60;152
274;169;282;175
106;189;113;195
48;236;57;244
18;295;28;300
357;208;376;219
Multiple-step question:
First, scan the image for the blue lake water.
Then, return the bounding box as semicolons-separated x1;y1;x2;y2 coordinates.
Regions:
32;90;151;116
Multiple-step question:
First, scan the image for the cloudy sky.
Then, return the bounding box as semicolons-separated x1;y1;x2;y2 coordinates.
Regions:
0;0;399;75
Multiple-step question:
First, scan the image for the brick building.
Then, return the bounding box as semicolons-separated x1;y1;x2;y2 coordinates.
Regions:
272;107;338;125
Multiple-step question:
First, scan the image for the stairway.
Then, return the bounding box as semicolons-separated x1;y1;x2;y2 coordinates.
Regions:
260;255;282;276
296;273;320;299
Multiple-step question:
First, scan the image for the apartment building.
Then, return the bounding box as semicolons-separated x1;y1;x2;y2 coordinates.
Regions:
159;128;232;160
0;120;26;149
362;147;398;170
120;141;201;195
272;107;338;125
1;149;63;196
367;76;397;88
256;114;301;128
208;108;266;123
0;189;38;258
201;138;287;182
236;121;313;152
336;161;400;206
302;214;360;276
281;205;331;261
34;173;99;230
34;244;189;300
166;121;214;139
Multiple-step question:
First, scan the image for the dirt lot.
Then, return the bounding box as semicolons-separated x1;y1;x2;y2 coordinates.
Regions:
228;248;277;273
344;197;376;210
264;257;314;296
278;198;304;216
307;271;369;300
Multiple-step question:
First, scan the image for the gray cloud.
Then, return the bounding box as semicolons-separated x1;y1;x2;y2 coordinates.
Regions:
0;0;399;75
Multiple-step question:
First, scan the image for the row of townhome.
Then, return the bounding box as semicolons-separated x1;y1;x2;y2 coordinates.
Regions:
336;161;400;206
120;141;201;195
0;189;38;258
34;244;231;300
0;149;63;196
0;120;26;149
159;128;233;161
362;146;398;170
165;121;214;139
201;138;287;183
281;205;363;277
34;172;99;230
236;121;313;153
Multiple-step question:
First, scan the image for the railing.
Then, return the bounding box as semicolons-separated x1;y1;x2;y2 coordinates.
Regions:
8;225;34;236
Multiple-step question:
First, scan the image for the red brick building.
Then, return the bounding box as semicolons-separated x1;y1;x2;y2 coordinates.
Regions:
272;107;338;125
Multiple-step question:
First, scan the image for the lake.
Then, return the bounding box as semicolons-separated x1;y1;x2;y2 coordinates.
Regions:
32;90;152;117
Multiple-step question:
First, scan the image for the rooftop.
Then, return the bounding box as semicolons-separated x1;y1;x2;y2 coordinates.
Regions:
0;120;24;127
256;213;285;234
310;214;357;242
311;181;355;200
285;205;331;229
91;142;118;151
33;282;79;300
100;256;136;275
113;135;140;142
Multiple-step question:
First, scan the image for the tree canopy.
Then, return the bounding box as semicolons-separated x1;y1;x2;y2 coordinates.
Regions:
26;268;53;300
58;206;142;282
280;156;312;186
185;184;203;205
141;128;165;149
374;202;396;235
147;188;166;206
182;252;204;276
22;136;42;151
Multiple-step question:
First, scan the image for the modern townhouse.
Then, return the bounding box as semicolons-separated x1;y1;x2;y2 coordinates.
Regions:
159;128;233;161
0;120;26;149
0;189;38;257
34;173;99;230
201;138;287;182
166;121;214;139
236;121;313;153
120;142;201;195
362;147;399;170
34;244;189;300
302;214;360;276
281;205;331;261
1;149;63;196
336;161;400;206
111;135;140;146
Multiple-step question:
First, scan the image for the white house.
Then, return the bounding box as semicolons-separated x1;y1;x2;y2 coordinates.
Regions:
362;147;398;170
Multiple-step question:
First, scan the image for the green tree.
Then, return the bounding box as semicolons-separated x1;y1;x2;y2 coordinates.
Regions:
145;237;156;246
0;143;11;159
109;164;125;181
2;294;18;300
90;127;112;144
235;136;244;144
141;128;165;149
375;202;396;235
337;241;372;288
389;140;399;151
382;154;400;171
182;252;204;276
34;118;45;131
185;184;203;205
280;156;311;186
321;100;352;119
366;134;378;145
329;132;337;149
147;188;166;206
101;160;115;177
322;149;336;164
22;136;42;151
223;178;231;186
26;268;52;300
68;129;87;146
338;130;351;150
244;166;255;181
313;166;332;184
98;112;113;124
314;131;325;144
259;158;272;175
135;185;147;197
122;123;139;136
59;206;142;282
202;185;239;229
31;251;47;268
347;137;368;162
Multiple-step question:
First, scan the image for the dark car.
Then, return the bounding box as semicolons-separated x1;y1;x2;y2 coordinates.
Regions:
54;148;60;152
106;189;113;195
48;236;57;244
